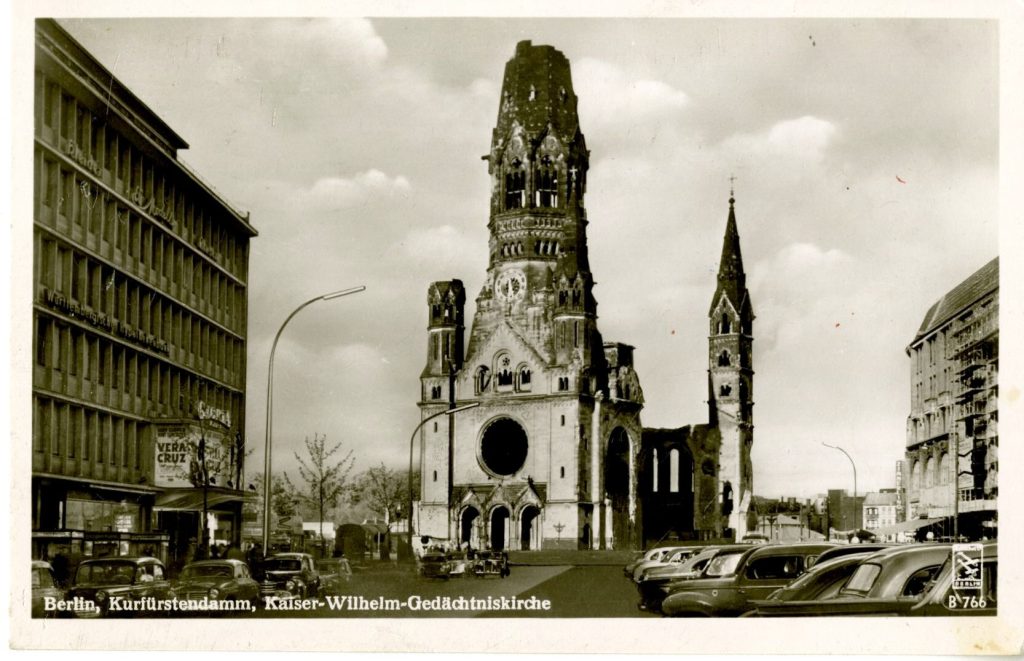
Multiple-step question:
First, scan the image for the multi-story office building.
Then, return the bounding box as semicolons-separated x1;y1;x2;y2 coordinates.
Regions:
32;19;257;564
905;257;997;539
862;491;898;531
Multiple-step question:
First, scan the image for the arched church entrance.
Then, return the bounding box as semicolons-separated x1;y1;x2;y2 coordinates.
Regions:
460;506;480;549
490;506;511;551
605;427;631;549
519;505;541;550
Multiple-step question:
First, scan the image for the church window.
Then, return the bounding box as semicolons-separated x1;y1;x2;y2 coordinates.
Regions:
572;287;581;307
560;415;565;426
496;354;514;389
558;376;570;391
432;303;441;319
505;161;526;210
652;449;659;492
518;365;532;392
573;321;580;348
433;421;438;432
560;466;565;478
476;366;490;394
718;350;731;367
430;385;442;400
558;290;567;306
720;313;731;334
537;160;559;208
669;449;680;492
720;384;732;397
433;470;437;482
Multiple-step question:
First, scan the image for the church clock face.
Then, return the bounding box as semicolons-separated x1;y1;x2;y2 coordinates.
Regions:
495;269;527;303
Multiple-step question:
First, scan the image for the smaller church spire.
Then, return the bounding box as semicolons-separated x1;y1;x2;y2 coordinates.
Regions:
709;191;749;316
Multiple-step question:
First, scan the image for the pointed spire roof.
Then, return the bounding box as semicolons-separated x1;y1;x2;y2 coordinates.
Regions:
710;194;749;315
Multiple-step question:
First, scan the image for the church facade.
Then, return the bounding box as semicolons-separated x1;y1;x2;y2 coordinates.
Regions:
416;41;754;551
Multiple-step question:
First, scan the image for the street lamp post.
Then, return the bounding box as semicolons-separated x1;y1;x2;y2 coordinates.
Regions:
262;286;365;555
823;442;858;531
407;402;480;555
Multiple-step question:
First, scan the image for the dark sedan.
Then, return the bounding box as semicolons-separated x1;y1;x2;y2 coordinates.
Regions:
750;543;953;617
169;559;259;608
64;556;171;618
661;543;835;617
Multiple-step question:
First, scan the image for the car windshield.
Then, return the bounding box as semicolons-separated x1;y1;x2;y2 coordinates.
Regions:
263;558;301;571
679;549;716;573
840;562;882;596
75;561;137;585
703;551;745;577
182;565;234;579
32;567;55;589
668;550;690;563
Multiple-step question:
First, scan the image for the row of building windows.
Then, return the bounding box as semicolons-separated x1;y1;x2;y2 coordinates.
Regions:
37;237;245;386
908;453;952;492
35;315;242;421
556;319;588;350
34;395;142;470
36;157;247;335
36;73;248;280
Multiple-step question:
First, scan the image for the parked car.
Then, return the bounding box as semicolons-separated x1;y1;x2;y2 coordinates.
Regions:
259;552;320;602
743;551;879;615
625;547;666;577
635;547;703;583
471;550;510;578
169;559;260;608
31;561;64;618
631;546;685;582
811;543;893;567
907;541;996;616
661;543;835;617
64;556;171;618
748;543;953;617
317;557;354;596
636;546;723;612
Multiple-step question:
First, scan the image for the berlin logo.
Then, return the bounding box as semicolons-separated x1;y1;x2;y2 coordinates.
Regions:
951;543;983;591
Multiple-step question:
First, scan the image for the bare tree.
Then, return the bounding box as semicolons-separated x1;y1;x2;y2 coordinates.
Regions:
350;463;407;529
283;433;355;557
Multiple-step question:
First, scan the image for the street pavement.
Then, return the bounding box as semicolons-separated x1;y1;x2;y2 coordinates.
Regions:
249;563;653;618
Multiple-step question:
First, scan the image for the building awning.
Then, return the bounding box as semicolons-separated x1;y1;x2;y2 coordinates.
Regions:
154;488;245;511
872;517;945;537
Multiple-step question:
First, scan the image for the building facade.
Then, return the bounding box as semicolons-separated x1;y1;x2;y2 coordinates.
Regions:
32;20;257;565
415;41;754;550
862;491;898;531
905;257;998;539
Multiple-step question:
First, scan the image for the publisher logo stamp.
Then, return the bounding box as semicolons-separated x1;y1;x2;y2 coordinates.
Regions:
951;543;983;592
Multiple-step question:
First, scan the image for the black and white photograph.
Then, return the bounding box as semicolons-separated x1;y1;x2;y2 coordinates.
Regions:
8;0;1024;654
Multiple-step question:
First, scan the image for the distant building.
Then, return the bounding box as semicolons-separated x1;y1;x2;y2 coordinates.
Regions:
862;492;898;531
905;258;998;539
32;20;256;564
826;489;864;532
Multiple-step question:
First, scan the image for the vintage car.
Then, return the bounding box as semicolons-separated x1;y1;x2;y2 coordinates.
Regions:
169;559;260;607
907;541;996;616
624;548;664;577
630;546;686;582
636;546;725;612
661;543;835;617
259;552;321;601
317;557;354;596
64;556;171;618
810;543;893;567
748;543;953;617
419;548;472;579
742;551;879;615
31;561;64;618
471;550;510;578
635;547;704;583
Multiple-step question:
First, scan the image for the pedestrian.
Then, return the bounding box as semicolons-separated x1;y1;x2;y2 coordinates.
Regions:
50;551;70;589
226;543;245;561
210;544;221;559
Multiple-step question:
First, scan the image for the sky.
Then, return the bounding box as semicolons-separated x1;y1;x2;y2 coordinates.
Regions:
50;16;999;499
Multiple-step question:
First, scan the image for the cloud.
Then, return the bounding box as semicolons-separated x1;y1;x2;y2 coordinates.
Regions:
573;57;689;136
305;170;412;210
722;115;838;165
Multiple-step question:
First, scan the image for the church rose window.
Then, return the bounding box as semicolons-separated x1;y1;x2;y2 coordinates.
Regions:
480;417;529;477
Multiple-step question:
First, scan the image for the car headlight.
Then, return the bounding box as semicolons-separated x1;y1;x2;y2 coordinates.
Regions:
95;591;107;602
285;580;295;591
208;588;220;599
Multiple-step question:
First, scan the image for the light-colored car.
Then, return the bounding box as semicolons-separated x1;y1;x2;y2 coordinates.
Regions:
631;546;686;582
31;561;64;618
